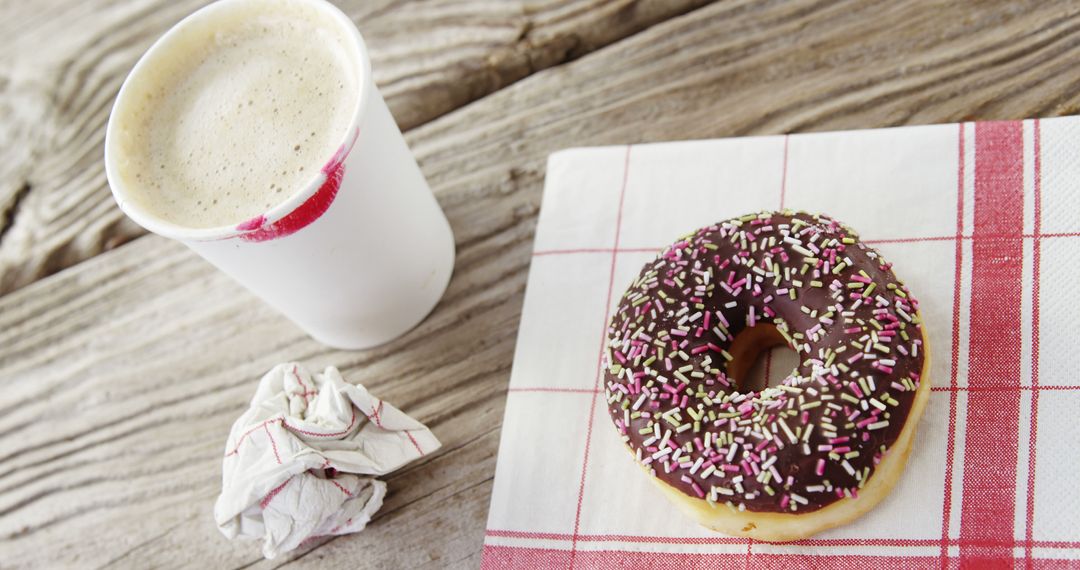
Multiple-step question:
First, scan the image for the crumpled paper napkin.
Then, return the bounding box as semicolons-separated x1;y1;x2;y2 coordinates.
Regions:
214;363;440;558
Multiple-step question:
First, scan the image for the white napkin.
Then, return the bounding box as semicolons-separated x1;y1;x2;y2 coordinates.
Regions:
214;363;440;558
484;119;1080;566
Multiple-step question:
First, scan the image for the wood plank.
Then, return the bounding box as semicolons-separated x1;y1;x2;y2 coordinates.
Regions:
0;0;710;295
5;0;1080;566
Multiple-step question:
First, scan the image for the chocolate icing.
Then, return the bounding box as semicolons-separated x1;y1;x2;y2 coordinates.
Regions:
603;211;926;514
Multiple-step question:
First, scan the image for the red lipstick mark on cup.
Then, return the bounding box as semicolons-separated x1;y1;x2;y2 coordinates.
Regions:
234;129;358;242
235;215;266;231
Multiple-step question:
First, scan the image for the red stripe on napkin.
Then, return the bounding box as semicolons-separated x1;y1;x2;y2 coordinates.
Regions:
958;121;1025;568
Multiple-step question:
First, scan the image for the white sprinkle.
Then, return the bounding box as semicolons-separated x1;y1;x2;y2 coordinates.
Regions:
778;418;798;444
842;460;856;476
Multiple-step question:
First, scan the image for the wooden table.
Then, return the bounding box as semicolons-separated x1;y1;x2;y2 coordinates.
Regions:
3;1;1078;567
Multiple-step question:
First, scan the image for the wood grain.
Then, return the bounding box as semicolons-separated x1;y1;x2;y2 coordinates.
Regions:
4;0;1080;567
0;0;710;296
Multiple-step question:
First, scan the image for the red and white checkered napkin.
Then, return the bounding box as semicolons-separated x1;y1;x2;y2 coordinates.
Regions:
482;119;1080;569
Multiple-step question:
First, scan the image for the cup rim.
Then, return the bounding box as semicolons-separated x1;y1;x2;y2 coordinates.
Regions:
103;0;371;242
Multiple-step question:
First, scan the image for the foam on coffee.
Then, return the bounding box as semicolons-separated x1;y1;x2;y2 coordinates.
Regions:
110;0;359;229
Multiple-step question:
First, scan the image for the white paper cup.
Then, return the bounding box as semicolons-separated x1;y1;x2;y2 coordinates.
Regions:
104;0;454;350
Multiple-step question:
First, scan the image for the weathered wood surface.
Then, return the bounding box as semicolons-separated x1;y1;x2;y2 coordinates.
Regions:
4;0;1080;567
0;0;710;295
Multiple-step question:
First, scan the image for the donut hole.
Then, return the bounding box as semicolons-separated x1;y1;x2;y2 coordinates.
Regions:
726;324;799;393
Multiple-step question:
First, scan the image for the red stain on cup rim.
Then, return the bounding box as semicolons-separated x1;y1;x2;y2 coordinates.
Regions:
235;214;266;231
234;128;359;242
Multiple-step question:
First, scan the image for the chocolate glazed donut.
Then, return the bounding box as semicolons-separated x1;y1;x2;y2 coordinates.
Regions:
602;211;930;541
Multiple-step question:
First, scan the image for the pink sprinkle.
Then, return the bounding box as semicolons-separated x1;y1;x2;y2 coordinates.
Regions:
716;311;730;327
846;353;863;364
691;482;705;498
691;345;710;355
816;459;826;476
848;382;864;398
780;495;790;509
844;327;862;334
